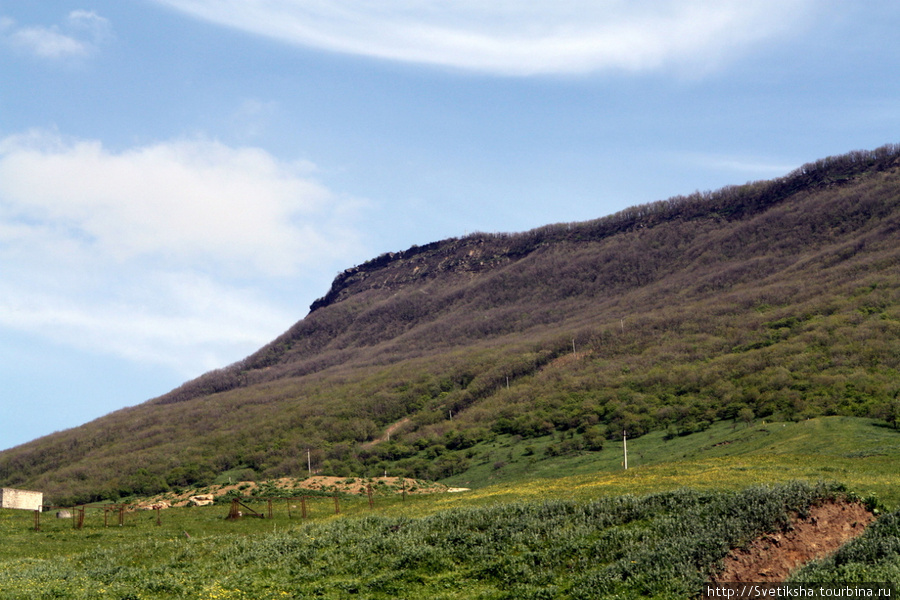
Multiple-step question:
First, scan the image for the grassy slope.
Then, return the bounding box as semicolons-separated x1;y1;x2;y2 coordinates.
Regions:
425;416;899;511
1;416;898;599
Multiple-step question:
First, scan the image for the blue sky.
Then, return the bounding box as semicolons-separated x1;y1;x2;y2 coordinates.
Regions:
2;1;899;451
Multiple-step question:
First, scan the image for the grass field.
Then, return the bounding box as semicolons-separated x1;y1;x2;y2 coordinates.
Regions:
0;482;859;599
438;416;900;509
1;416;898;599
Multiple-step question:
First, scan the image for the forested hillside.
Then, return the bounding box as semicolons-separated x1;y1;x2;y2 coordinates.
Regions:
2;145;900;504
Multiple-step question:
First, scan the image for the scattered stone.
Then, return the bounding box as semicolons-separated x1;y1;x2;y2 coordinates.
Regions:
188;495;215;507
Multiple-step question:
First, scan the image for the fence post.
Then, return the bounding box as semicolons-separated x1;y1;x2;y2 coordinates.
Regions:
228;498;242;520
301;496;307;519
286;498;292;519
367;485;374;509
267;498;273;519
155;506;162;526
333;493;340;515
118;505;125;527
33;510;40;532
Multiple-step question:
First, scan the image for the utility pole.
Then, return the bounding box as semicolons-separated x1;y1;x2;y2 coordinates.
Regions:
623;430;628;470
307;448;312;475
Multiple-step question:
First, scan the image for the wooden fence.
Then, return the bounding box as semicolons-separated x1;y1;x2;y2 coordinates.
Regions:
15;484;409;532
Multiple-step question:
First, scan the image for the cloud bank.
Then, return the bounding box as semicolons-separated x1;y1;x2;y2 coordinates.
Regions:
151;0;815;75
0;132;365;374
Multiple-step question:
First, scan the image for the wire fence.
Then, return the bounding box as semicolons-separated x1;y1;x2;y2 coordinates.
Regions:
5;484;429;533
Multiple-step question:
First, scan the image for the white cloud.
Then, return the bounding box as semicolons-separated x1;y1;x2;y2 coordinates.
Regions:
150;0;816;75
0;131;360;276
0;131;367;374
7;25;88;58
67;10;113;43
2;10;110;59
0;275;292;374
676;152;799;177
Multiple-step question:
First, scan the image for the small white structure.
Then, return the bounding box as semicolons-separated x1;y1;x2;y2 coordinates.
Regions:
0;488;43;511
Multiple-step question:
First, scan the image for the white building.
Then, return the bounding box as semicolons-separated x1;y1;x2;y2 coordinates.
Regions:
0;488;43;511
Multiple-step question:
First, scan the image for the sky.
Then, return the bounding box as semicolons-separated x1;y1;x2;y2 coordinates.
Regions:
2;1;899;451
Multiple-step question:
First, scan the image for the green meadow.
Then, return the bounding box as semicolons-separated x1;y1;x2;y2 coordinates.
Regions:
1;416;899;599
437;416;900;509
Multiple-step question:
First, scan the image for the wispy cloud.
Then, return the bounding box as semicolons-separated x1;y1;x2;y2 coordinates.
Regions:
231;98;281;140
0;131;367;374
676;152;799;178
2;10;111;59
150;0;816;75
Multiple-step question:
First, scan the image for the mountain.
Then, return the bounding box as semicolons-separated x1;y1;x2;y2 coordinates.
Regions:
2;145;900;504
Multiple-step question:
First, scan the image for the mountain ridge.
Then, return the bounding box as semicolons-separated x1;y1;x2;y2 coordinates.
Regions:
150;143;900;409
3;144;900;504
310;143;900;311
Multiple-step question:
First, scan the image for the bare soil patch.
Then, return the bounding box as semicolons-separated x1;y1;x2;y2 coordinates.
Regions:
714;501;875;583
136;476;455;509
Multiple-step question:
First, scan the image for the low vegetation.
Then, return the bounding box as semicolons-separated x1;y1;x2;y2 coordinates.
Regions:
2;415;898;597
0;481;876;599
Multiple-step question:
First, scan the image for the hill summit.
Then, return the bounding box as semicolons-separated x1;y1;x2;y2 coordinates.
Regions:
3;145;900;504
